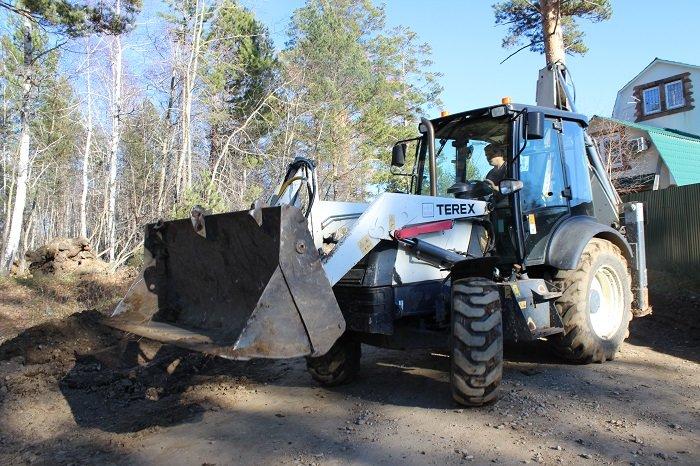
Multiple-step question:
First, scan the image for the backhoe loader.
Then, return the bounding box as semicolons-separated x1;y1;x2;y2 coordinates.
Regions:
112;64;650;406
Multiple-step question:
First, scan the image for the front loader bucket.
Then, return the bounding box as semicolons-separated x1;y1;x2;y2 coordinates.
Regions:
110;205;345;360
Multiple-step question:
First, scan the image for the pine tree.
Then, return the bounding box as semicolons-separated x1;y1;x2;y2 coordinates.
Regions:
202;0;277;208
283;0;441;201
493;0;611;64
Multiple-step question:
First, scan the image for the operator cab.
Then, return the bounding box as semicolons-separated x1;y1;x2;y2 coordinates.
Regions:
391;103;615;269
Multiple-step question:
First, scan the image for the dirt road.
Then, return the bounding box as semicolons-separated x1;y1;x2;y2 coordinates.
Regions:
0;272;698;465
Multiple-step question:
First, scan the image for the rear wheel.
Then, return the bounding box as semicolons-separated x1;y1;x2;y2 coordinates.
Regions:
451;278;503;406
305;332;361;386
550;239;632;363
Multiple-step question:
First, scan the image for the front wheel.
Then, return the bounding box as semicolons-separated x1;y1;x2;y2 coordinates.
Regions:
451;278;503;406
305;332;361;386
550;239;632;363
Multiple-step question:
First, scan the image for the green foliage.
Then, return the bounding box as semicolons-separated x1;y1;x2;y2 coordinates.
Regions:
32;75;81;164
283;0;441;201
9;0;142;36
204;0;276;121
1;17;77;147
202;0;277;167
493;0;612;56
170;174;227;220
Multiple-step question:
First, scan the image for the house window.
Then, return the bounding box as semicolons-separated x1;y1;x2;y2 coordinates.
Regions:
665;80;685;109
642;87;661;115
633;72;694;122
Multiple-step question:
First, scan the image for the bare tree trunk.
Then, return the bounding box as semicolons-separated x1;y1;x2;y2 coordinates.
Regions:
1;17;33;273
176;0;205;200
17;200;36;274
540;0;565;65
80;43;94;239
107;0;122;264
157;72;177;215
1;74;8;245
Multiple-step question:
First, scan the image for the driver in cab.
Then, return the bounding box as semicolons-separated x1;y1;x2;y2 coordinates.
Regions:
484;143;507;187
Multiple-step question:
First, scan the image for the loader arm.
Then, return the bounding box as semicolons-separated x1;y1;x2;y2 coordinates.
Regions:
322;193;490;285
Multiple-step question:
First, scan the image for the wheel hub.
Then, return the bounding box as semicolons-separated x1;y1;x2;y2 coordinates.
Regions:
589;290;601;314
588;265;624;340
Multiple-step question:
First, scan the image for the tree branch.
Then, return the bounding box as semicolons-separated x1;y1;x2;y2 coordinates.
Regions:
499;39;543;64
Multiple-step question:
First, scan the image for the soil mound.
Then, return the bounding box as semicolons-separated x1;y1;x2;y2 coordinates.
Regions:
24;237;108;275
0;310;251;432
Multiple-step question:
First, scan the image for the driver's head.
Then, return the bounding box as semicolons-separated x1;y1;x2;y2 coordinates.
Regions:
485;144;505;167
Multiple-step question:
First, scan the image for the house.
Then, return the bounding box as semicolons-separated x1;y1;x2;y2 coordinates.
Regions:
612;58;699;135
589;116;700;193
590;58;700;193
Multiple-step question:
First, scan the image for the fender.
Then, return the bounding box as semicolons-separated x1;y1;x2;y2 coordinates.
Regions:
545;216;633;270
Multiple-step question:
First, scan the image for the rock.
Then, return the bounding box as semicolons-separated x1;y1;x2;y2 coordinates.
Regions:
145;387;159;401
580;453;592;459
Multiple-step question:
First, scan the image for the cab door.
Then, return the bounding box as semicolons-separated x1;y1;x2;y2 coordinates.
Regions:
518;117;570;264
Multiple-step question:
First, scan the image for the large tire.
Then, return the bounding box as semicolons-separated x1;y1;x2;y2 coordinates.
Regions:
550;238;632;363
451;278;503;406
305;332;361;386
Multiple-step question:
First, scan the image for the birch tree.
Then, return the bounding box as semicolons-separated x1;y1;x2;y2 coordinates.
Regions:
1;16;32;271
164;0;209;201
0;0;141;273
79;39;98;239
106;0;123;264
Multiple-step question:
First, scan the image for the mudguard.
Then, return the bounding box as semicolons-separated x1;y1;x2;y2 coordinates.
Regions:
545;216;632;270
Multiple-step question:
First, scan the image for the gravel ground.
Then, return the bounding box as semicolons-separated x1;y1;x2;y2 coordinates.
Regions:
0;271;697;465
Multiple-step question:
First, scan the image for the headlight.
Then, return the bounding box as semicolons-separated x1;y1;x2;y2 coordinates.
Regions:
490;106;507;118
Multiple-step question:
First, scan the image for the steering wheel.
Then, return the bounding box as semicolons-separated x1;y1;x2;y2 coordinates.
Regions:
447;180;496;199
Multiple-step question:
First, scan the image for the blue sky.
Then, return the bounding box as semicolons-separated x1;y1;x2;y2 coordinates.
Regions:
242;0;700;118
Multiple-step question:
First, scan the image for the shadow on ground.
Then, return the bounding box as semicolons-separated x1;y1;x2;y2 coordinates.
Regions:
625;269;700;363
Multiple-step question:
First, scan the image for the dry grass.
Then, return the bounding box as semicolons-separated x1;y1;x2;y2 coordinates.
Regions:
0;270;134;343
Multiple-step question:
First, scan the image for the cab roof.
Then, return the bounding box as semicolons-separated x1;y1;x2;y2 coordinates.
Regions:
429;103;589;132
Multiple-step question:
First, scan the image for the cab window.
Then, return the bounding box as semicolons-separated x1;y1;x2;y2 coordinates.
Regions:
561;120;594;213
519;120;567;211
519;118;569;262
419;118;508;196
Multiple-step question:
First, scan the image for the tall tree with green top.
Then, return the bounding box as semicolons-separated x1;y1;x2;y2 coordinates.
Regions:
493;0;612;65
283;0;441;201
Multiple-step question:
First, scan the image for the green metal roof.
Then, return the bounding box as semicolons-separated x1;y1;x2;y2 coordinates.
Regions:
596;117;700;186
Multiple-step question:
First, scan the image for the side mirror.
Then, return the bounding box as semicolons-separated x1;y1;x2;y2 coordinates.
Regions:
499;178;524;195
526;111;545;140
391;143;407;167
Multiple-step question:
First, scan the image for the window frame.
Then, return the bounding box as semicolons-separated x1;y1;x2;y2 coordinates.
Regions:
642;86;662;115
633;71;693;122
664;80;686;110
